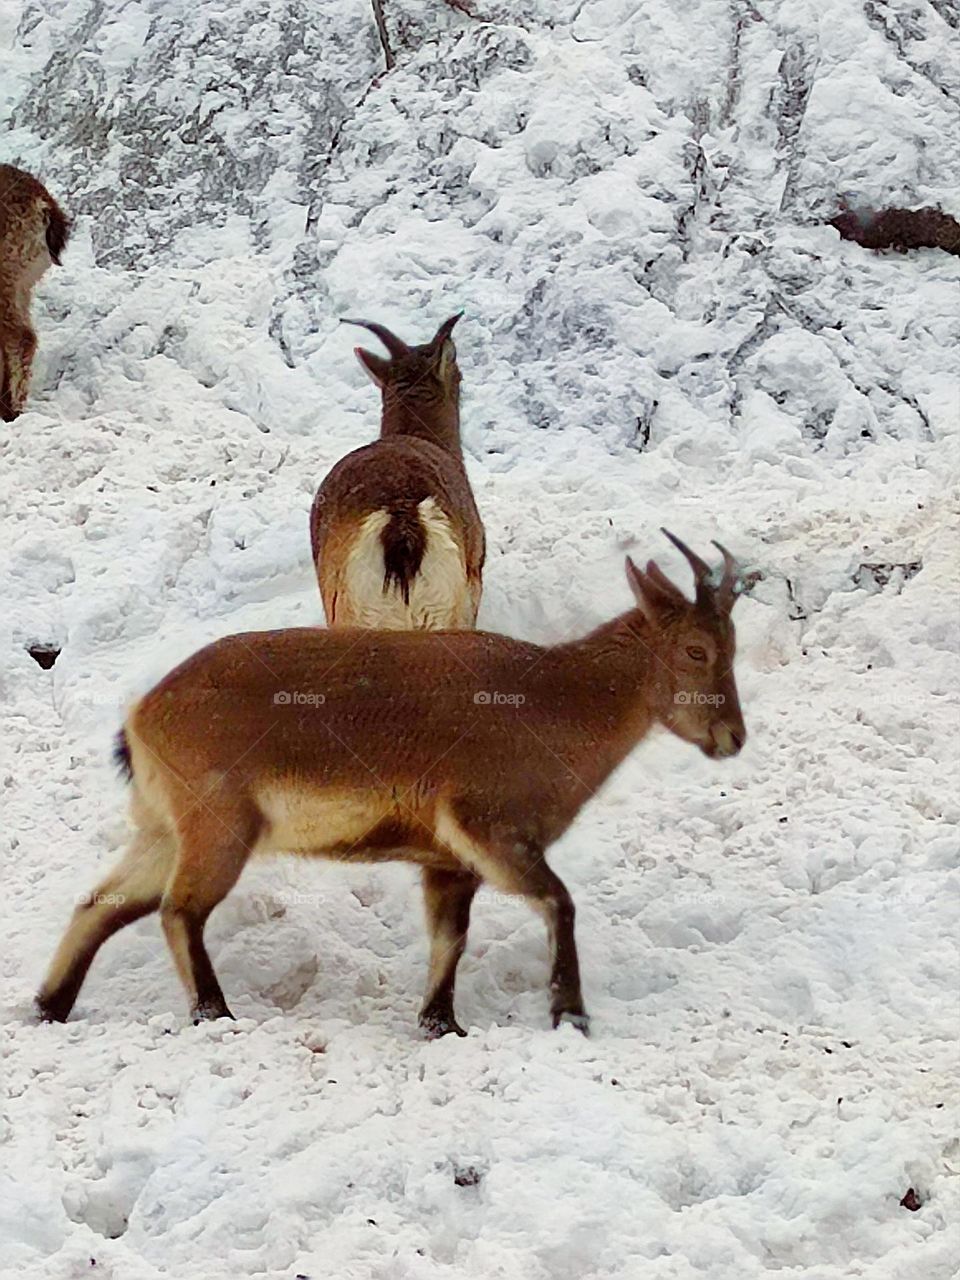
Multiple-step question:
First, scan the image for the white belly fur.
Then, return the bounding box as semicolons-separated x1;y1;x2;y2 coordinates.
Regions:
341;497;471;629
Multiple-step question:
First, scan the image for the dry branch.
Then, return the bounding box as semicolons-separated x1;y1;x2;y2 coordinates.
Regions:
371;0;395;71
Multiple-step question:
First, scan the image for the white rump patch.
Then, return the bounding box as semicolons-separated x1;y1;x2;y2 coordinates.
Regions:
340;497;471;629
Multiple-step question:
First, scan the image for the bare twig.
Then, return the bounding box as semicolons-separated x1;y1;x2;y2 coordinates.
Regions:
441;0;533;30
305;4;395;230
370;0;395;71
441;0;486;18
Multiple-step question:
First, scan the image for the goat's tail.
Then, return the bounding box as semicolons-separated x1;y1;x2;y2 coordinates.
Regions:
381;502;427;605
45;200;71;265
113;729;134;783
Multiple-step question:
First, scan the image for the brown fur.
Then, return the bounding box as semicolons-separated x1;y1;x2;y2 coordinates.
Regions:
0;164;70;421
310;314;485;629
37;533;747;1034
829;205;960;256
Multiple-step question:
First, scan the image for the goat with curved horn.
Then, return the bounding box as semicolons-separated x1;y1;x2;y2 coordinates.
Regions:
311;311;484;630
37;533;747;1035
0;164;70;421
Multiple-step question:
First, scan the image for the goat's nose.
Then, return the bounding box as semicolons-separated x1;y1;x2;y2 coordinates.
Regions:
712;722;745;757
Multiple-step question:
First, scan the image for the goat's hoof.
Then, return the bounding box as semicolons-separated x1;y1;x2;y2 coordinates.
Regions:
419;1011;468;1040
192;1001;235;1024
35;995;69;1024
553;1010;590;1036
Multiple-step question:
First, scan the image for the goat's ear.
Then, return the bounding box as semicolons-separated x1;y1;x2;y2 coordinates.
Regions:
644;559;687;606
355;346;390;387
435;338;457;384
625;556;679;625
431;312;463;348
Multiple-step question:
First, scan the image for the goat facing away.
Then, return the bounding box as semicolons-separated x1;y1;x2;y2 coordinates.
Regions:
310;313;485;629
0;164;70;422
37;531;747;1037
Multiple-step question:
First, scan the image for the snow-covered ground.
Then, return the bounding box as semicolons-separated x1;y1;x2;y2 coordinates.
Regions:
2;1;958;1276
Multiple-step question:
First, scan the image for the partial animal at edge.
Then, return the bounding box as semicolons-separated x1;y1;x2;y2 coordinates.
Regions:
0;164;70;422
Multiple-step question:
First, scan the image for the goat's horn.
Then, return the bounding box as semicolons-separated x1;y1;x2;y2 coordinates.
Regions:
660;528;711;582
431;311;464;347
340;318;410;358
711;539;739;611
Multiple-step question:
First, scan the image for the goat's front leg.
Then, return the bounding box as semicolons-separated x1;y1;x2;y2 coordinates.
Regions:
419;866;479;1038
437;803;589;1034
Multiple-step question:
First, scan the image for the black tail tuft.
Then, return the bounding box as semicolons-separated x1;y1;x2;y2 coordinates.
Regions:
381;503;427;606
113;729;133;783
45;202;71;265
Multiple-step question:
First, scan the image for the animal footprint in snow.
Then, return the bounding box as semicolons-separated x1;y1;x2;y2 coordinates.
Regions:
263;954;319;1011
63;1149;156;1240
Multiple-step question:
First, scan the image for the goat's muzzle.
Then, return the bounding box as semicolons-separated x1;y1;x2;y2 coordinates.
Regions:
705;721;745;758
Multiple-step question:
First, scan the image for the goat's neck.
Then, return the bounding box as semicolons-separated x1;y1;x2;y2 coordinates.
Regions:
379;393;462;455
542;611;663;784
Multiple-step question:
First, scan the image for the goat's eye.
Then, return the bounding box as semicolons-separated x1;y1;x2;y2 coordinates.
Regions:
686;645;707;662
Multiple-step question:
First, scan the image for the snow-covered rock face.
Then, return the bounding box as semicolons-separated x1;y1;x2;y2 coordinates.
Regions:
1;2;958;1277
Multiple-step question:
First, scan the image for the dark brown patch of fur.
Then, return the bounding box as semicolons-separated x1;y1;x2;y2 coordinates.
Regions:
0;357;15;423
113;729;133;782
830;206;960;256
45;203;71;264
381;502;427;604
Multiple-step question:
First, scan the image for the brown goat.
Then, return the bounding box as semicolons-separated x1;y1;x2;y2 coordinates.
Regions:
37;532;747;1036
0;164;70;421
310;314;485;629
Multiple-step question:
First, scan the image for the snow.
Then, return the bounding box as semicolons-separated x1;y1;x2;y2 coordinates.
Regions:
1;1;958;1277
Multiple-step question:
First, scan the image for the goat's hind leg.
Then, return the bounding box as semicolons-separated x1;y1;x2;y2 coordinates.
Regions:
36;818;176;1022
160;807;258;1024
